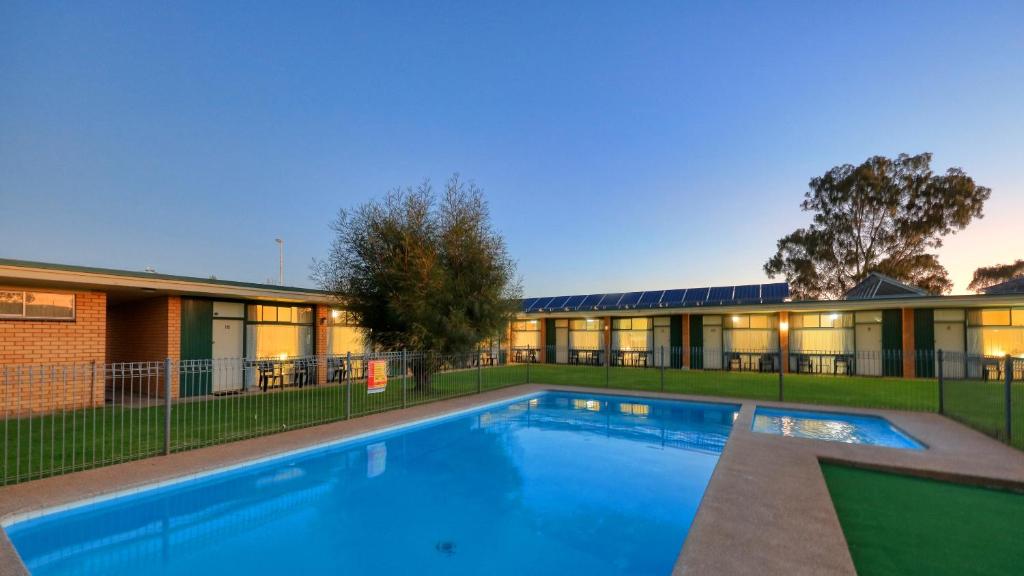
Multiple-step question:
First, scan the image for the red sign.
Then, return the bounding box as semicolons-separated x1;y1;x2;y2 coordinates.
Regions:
367;359;388;394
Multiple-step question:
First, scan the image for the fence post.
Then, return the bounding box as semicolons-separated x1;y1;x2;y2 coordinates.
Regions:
937;349;944;415
660;346;665;392
402;350;408;409
778;351;784;402
476;346;482;394
345;352;352;420
1005;354;1013;443
163;357;172;456
526;350;531;384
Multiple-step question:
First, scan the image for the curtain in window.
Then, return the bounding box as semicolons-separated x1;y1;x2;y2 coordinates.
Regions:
328;326;366;356
569;331;602;350
789;329;854;353
612;330;652;350
724;330;778;352
246;325;314;359
969;327;1024;357
513;331;541;349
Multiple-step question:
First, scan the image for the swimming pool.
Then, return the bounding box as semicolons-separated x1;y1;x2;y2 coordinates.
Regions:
6;392;740;576
751;407;924;449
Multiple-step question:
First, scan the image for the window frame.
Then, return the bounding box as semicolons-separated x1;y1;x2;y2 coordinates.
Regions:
0;290;76;321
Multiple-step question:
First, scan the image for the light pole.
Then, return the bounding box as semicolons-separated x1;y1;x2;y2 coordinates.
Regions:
275;238;284;285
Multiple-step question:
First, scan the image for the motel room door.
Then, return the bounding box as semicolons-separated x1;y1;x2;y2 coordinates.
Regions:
653;324;670;367
703;323;723;370
556;326;569;363
855;322;883;376
212;318;244;393
934;318;965;377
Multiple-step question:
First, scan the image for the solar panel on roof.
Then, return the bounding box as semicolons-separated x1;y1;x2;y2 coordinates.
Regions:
684;287;709;303
597;293;624;310
761;283;789;300
546;296;571;310
707;286;734;302
618;292;643;308
580;294;604;309
638;290;664;307
563;295;587;310
660;289;688;307
521;298;540;312
733;285;760;302
531;297;556;311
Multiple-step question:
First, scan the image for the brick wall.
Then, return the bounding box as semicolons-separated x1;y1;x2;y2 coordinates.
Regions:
316;305;329;385
106;295;181;397
0;288;106;414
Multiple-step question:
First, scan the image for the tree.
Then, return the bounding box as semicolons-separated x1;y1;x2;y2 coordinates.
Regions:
314;175;521;390
764;153;991;300
968;260;1024;293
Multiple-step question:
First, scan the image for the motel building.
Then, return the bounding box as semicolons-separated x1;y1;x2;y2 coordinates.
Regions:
0;259;366;414
509;274;1024;379
1;258;1023;415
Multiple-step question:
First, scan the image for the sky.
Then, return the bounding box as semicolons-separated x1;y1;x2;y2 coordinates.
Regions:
1;0;1022;296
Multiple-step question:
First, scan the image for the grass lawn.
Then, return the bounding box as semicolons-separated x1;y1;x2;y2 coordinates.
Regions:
1;362;1020;484
821;463;1024;576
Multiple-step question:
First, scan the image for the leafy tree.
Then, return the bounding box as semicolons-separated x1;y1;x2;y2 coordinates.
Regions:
968;260;1024;293
314;175;521;390
764;153;991;299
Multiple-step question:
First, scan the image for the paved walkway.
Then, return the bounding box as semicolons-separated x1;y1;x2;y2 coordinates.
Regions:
2;384;1023;576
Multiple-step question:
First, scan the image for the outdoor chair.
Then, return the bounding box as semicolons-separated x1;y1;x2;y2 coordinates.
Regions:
257;361;283;392
726;353;742;371
758;354;775;372
293;359;311;388
834;355;853;376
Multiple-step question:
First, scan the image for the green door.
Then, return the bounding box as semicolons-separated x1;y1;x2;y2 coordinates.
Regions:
914;308;935;378
545;319;556;364
881;309;903;377
689;315;704;369
180;298;214;396
670;315;683;368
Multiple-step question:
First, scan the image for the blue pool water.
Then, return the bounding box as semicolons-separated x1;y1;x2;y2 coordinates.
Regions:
7;392;740;576
751;407;924;449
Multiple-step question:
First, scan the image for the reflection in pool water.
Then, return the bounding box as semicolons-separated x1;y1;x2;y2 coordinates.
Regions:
751;407;924;449
9;392;740;576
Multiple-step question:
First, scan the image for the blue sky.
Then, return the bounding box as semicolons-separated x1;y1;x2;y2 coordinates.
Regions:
2;0;1021;295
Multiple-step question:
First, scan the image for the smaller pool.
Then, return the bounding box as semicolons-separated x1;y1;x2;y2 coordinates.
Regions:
751;407;924;450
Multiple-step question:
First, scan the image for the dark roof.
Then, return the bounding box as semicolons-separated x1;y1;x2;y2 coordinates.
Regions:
0;258;328;295
522;283;789;313
844;272;928;300
983;276;1024;295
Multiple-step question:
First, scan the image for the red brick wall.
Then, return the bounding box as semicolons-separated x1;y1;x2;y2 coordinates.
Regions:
0;288;106;413
316;305;329;385
106;295;181;397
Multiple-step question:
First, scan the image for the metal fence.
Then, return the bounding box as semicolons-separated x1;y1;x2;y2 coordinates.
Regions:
1;351;529;486
1;347;1020;485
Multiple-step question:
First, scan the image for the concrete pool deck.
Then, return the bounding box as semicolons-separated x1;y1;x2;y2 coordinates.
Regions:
2;384;1023;575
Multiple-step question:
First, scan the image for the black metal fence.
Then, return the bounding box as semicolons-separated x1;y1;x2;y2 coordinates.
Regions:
1;347;1020;486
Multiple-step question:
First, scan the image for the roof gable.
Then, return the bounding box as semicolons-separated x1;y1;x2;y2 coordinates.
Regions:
844;272;928;300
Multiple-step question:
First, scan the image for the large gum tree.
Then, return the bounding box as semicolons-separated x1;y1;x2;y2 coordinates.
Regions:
764;153;991;300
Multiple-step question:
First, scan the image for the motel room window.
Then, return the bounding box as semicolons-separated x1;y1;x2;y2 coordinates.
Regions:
0;290;75;320
512;320;541;350
723;313;779;352
327;309;366;356
569;318;603;350
612;317;652;350
245;304;315;360
788;312;854;353
967;308;1024;358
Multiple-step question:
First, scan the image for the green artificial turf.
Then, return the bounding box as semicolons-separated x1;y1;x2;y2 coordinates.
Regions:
821;463;1024;576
